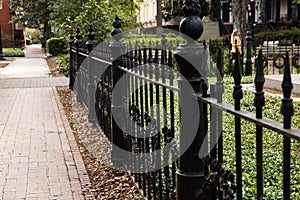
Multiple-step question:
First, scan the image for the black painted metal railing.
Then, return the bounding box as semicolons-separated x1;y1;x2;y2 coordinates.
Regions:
253;35;300;75
69;12;300;200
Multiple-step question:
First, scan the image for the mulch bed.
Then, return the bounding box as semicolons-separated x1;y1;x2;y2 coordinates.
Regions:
47;56;144;200
0;57;15;68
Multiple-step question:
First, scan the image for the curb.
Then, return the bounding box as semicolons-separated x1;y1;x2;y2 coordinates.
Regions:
52;87;93;199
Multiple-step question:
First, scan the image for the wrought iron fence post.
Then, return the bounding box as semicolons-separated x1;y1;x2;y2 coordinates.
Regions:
174;1;209;199
69;30;75;90
109;15;126;167
233;47;243;199
86;24;97;53
86;24;97;122
280;51;293;200
280;51;294;130
245;31;252;76
254;49;265;199
75;27;82;102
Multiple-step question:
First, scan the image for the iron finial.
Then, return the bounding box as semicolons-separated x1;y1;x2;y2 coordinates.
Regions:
111;15;122;41
179;0;203;41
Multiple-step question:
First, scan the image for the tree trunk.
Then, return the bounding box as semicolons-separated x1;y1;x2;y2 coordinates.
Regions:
232;0;247;41
157;0;162;27
42;21;51;48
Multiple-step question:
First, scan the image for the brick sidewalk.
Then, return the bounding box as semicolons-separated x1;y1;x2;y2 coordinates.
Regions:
0;46;90;199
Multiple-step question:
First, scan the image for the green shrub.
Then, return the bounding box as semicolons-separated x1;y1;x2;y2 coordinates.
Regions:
254;27;300;46
3;48;25;57
223;48;233;75
278;39;293;46
56;54;70;77
26;28;42;44
46;37;67;56
121;33;184;48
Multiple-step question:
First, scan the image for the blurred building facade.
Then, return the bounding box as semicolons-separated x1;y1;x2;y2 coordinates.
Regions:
0;0;26;48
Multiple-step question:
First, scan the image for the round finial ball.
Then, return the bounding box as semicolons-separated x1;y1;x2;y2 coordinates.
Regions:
179;16;203;41
111;28;122;41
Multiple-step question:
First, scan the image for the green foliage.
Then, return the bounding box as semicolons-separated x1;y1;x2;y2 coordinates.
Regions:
162;0;183;21
3;48;24;57
53;0;141;42
9;0;51;28
46;37;67;56
10;0;53;43
10;0;141;43
162;0;209;21
223;48;233;75
26;28;42;44
254;28;300;46
293;0;300;5
221;78;300;199
199;37;232;75
56;54;70;77
121;33;184;47
278;39;293;46
49;0;84;28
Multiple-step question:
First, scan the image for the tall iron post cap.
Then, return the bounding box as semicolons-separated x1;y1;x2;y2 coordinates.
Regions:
179;0;203;42
111;15;122;41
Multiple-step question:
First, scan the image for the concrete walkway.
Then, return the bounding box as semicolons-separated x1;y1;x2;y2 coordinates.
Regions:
265;74;300;95
0;45;90;199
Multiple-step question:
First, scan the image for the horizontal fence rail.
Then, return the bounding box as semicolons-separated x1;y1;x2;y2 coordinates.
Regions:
69;14;300;200
254;35;300;75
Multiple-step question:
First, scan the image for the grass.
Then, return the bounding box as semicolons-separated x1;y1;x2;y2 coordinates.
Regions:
3;48;24;57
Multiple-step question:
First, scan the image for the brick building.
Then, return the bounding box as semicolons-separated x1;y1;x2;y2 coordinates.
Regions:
0;0;25;48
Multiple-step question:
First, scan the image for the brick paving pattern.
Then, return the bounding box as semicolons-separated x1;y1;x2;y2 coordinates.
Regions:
0;45;90;199
0;77;68;89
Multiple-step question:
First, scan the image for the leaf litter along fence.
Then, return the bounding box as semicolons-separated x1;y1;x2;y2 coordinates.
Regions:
69;4;300;200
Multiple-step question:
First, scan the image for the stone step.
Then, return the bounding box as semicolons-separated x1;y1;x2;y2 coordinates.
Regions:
264;74;300;95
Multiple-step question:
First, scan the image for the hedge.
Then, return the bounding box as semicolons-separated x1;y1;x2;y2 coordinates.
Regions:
3;48;24;57
46;37;67;56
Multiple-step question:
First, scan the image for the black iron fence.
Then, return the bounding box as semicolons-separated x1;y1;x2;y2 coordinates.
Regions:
69;6;300;200
253;34;300;75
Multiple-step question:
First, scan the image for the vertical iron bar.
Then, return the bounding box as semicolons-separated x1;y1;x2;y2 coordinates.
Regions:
233;48;243;200
132;42;142;189
110;15;125;167
69;30;75;90
155;58;163;200
254;49;265;199
123;47;131;172
161;33;170;200
168;43;176;199
86;24;97;122
75;27;82;102
216;48;224;198
140;58;146;197
283;136;291;200
216;48;224;191
245;31;252;76
280;51;293;200
145;42;151;199
210;84;217;160
151;43;159;200
210;83;217;200
133;44;138;183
